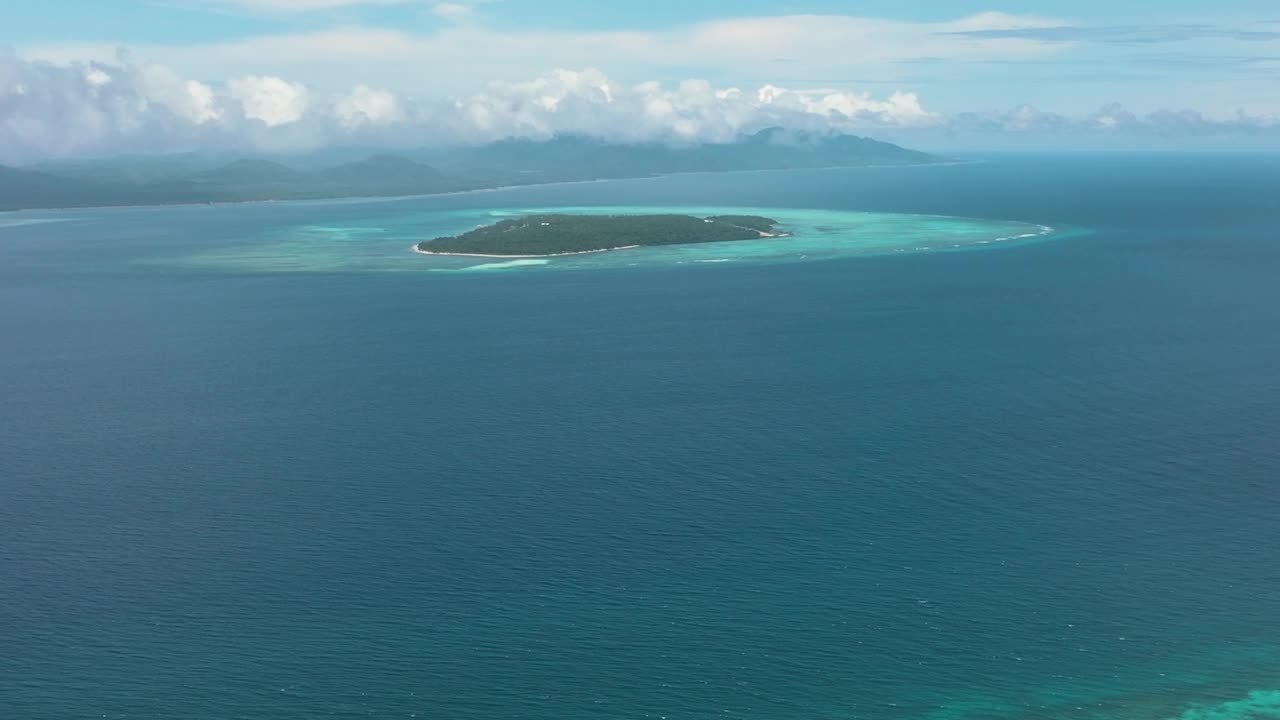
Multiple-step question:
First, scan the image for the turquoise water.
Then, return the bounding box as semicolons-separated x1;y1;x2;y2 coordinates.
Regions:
164;205;1061;273
1;155;1279;720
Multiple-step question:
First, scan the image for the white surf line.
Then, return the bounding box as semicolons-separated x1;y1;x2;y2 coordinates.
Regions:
412;244;641;258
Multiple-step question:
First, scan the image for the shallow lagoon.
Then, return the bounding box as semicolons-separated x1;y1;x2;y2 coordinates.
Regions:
172;205;1061;273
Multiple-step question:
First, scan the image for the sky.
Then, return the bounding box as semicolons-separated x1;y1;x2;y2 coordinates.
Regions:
3;0;1280;161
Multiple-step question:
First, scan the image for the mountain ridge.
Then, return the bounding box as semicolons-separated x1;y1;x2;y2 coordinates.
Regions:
1;130;940;211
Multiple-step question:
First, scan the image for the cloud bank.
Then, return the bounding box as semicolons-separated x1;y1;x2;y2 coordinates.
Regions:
18;12;1071;99
2;48;1279;163
0;52;941;163
950;103;1280;136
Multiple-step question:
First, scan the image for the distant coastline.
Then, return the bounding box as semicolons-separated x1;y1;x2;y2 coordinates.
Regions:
3;162;957;214
1;129;944;212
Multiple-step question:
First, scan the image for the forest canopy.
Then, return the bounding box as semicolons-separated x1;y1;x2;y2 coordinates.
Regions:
417;214;786;256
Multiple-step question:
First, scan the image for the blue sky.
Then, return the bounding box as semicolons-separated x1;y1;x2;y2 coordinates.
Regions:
11;1;1049;41
10;0;1280;40
3;0;1280;159
12;0;1280;111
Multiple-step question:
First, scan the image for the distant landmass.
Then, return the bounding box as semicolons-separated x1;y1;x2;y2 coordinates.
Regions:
416;214;788;257
0;129;938;211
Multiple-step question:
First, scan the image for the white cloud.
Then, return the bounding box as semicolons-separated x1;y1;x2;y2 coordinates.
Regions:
946;11;1060;32
0;51;944;162
184;81;223;124
757;85;934;127
85;68;112;87
2;48;1278;164
431;0;500;22
228;75;309;126
196;0;419;12
431;2;472;20
335;84;403;126
18;13;1072;96
947;101;1280;136
134;63;224;124
446;69;940;144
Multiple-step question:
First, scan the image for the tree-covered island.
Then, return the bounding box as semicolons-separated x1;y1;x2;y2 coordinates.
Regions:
416;214;788;257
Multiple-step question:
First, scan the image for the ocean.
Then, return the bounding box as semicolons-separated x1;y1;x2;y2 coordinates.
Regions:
1;154;1278;720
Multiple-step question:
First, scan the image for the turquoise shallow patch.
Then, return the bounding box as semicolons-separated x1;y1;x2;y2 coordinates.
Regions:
1174;691;1280;720
171;205;1067;273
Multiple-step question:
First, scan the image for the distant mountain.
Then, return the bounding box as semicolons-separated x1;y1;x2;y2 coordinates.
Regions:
2;132;939;211
29;152;239;185
317;154;442;182
313;155;449;194
431;128;934;177
187;159;301;185
0;165;125;210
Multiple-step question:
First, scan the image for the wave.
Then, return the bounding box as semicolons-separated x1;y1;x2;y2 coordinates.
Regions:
991;225;1055;244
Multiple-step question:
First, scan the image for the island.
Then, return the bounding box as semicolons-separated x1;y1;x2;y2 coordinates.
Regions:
415;214;789;257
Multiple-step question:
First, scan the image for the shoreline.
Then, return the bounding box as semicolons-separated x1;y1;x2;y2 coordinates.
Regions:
412;224;791;259
411;219;1051;262
5;160;956;215
413;244;641;259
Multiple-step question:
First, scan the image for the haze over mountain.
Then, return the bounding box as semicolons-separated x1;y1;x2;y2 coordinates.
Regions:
0;129;935;211
8;4;1280;161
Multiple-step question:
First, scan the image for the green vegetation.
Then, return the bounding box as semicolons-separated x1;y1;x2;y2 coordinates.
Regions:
705;215;780;233
0;129;940;211
418;214;786;256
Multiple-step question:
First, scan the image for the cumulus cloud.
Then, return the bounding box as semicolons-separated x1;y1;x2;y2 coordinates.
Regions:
0;54;944;163
335;84;404;127
228;75;309;126
2;50;1278;164
446;69;939;145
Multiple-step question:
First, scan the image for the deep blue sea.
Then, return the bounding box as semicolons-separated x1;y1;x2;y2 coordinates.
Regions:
2;154;1279;720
